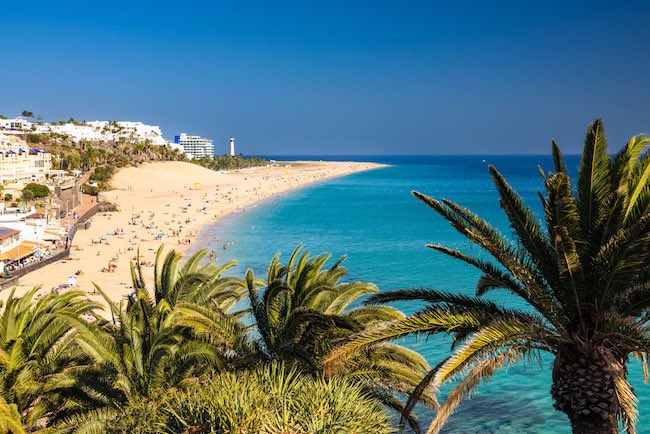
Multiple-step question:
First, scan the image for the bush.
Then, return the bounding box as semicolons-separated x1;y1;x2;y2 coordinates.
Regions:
83;184;100;196
27;133;42;144
4;193;12;201
90;165;115;183
21;183;50;200
192;155;269;171
107;364;393;434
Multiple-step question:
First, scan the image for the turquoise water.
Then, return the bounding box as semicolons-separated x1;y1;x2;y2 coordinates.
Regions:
191;156;649;433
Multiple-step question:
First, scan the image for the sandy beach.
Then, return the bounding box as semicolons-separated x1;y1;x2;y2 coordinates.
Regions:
1;160;384;308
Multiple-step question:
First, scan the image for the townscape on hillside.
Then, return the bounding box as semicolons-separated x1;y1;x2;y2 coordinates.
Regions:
0;111;226;159
0;111;270;283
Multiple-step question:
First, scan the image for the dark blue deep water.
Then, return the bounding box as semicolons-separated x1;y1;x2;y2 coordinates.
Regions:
191;155;650;433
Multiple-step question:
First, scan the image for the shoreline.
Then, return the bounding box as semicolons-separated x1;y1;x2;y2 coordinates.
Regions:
187;163;370;255
168;160;389;257
1;160;386;308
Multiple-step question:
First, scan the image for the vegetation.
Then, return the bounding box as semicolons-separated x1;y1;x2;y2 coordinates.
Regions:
21;183;50;200
0;288;100;432
191;154;269;171
27;133;187;174
0;245;426;433
27;134;42;144
328;118;650;434
1;118;648;434
243;247;436;430
106;364;394;434
85;165;116;193
89;165;114;183
48;247;249;429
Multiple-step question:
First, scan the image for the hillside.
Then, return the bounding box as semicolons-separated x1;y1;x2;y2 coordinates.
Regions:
17;132;187;171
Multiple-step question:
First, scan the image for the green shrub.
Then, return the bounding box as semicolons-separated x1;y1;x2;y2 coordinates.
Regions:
83;184;100;195
107;364;394;434
21;183;50;200
192;155;269;171
27;133;42;144
90;165;115;183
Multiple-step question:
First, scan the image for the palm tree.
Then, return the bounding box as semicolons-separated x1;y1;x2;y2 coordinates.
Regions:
138;245;253;367
58;247;249;431
0;395;25;434
246;246;438;432
327;119;650;434
135;245;247;310
80;145;99;172
0;287;99;430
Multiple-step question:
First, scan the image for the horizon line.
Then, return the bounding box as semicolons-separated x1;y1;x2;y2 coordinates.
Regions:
249;153;583;157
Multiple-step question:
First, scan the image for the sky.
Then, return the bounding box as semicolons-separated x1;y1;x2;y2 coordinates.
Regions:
1;0;649;155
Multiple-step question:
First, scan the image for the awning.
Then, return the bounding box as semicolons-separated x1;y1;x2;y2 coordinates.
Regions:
22;240;48;248
0;244;36;261
43;231;63;240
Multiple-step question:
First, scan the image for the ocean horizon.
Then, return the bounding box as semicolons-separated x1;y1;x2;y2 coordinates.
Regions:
191;154;650;433
253;153;583;161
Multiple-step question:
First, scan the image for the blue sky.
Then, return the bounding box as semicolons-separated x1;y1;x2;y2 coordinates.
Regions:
1;0;648;155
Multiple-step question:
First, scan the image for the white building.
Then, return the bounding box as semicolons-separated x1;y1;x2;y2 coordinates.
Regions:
230;137;235;156
0;216;65;273
87;121;169;145
0;118;33;132
175;133;214;159
0;134;52;184
0;116;171;145
37;121;169;145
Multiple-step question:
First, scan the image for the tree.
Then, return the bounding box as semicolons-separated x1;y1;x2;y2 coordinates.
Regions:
21;111;34;119
21;183;50;201
57;247;248;431
0;288;99;430
245;246;437;432
328;119;650;434
80;145;99;171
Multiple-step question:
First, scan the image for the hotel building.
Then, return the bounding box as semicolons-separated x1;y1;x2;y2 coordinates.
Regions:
174;133;214;159
0;134;52;184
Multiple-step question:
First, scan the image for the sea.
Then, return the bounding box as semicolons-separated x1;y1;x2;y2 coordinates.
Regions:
190;155;649;434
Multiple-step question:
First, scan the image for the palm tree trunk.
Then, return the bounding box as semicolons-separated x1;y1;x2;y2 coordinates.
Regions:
551;352;619;434
566;413;618;434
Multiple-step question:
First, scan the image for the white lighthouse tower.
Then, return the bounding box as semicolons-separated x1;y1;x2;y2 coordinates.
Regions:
229;137;235;156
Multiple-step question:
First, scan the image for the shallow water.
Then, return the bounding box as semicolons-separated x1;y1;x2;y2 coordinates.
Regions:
191;155;650;433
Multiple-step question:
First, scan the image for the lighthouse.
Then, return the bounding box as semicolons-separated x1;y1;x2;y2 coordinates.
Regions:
229;137;235;156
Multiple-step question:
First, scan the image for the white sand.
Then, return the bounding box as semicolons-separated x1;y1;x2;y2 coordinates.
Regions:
1;161;384;308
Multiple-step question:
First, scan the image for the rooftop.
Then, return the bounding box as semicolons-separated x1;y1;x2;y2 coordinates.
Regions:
0;227;21;240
